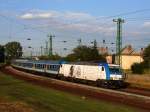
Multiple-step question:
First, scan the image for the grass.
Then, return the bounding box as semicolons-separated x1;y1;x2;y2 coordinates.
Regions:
0;72;143;112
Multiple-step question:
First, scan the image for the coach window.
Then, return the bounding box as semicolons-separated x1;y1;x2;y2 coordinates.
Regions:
49;65;51;70
102;66;104;71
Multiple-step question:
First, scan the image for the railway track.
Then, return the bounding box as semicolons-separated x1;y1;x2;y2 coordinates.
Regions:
119;87;150;97
1;66;150;111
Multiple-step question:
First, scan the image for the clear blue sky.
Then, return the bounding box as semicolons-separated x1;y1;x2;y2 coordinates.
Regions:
0;0;150;56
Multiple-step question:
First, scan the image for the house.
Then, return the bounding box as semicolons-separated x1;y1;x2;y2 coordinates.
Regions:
119;45;143;69
106;45;144;70
97;47;109;55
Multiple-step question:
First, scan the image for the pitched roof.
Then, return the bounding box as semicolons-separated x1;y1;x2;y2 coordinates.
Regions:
121;45;143;56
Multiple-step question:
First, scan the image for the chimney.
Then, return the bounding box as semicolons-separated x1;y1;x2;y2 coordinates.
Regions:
140;48;144;55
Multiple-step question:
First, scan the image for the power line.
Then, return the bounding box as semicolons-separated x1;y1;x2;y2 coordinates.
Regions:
127;18;150;22
99;8;150;20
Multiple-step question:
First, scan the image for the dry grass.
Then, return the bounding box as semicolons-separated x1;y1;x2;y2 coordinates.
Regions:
126;74;150;89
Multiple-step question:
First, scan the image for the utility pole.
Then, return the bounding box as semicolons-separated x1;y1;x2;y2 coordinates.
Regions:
45;41;48;56
47;34;55;56
113;18;124;66
93;39;97;49
77;38;82;46
40;46;43;56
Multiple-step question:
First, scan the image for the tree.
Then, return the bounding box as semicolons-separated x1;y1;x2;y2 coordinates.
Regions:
131;63;144;74
0;45;5;63
93;39;97;49
38;54;61;60
64;53;77;62
143;44;150;67
5;41;22;59
65;45;106;62
131;44;150;74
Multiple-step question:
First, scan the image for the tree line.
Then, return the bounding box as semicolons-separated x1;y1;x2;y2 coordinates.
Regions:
39;40;106;62
0;40;106;63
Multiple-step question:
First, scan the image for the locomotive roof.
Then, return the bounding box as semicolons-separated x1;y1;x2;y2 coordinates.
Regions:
69;62;99;65
64;62;120;67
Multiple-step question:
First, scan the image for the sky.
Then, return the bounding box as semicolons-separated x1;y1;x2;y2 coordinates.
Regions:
0;0;150;56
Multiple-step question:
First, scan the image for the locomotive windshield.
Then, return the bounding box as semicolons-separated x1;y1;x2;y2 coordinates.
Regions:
109;67;122;74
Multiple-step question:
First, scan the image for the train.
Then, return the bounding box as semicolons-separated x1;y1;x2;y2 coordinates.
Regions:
12;59;126;88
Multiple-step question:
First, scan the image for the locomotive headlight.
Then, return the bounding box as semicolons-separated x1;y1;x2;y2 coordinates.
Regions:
113;77;118;80
110;77;113;80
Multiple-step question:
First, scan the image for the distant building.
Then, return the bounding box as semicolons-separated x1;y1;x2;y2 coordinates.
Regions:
119;45;143;69
97;47;109;55
106;55;113;64
106;45;144;70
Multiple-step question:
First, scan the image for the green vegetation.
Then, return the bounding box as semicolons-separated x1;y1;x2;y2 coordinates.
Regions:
64;44;106;62
5;41;22;60
38;44;106;62
38;54;62;60
0;41;23;64
0;45;5;63
131;44;150;74
0;72;141;112
131;63;144;74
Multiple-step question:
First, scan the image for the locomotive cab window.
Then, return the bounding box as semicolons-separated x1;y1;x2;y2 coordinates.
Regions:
102;66;104;71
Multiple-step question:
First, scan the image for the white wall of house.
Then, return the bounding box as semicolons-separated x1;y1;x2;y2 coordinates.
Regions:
106;55;143;70
121;55;143;70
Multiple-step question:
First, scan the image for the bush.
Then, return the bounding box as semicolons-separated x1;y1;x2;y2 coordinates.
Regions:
131;63;144;74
